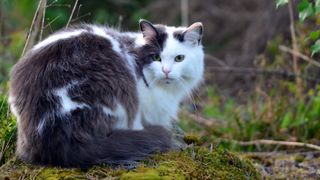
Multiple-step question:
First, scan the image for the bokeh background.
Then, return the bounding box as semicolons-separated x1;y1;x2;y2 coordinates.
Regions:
1;0;320;178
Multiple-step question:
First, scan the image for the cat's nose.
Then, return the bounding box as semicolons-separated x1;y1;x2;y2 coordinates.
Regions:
162;66;171;77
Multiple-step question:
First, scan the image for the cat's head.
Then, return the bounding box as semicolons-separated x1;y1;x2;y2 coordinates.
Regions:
137;19;204;93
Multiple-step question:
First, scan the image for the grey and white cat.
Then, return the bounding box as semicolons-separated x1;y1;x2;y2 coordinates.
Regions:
8;20;204;168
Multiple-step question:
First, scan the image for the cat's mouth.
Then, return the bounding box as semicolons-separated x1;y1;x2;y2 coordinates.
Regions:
160;78;174;84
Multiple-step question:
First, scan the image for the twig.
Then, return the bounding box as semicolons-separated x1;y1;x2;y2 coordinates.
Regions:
179;111;218;127
71;12;91;23
279;45;320;68
181;0;189;26
66;0;79;28
288;0;303;97
22;0;46;56
0;0;4;37
208;66;320;83
47;4;71;8
117;15;123;30
239;150;320;157
46;0;58;8
226;139;320;151
0;130;15;162
44;16;60;29
39;0;47;41
0;142;5;161
76;4;83;18
205;54;228;67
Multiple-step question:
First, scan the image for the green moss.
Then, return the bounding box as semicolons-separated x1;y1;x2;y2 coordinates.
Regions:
0;148;260;179
294;155;305;163
183;134;200;145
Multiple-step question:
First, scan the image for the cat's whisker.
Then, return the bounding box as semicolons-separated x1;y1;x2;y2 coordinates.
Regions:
148;78;160;88
177;78;198;112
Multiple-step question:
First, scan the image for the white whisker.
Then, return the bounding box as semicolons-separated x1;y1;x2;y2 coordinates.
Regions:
177;77;198;112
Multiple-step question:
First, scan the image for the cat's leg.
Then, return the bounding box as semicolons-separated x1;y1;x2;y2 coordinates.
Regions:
105;102;129;129
132;111;143;130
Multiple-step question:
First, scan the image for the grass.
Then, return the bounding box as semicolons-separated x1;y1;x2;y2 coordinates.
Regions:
0;84;16;166
177;80;320;153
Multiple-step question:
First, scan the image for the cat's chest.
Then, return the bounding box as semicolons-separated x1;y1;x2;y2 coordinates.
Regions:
137;81;179;128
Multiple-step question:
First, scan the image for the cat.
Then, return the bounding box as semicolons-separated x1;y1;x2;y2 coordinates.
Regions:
8;19;204;168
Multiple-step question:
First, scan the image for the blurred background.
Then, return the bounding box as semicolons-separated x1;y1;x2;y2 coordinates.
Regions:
1;0;320;178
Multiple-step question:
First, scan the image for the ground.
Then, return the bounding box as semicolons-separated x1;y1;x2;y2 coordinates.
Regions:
0;147;260;180
242;151;320;179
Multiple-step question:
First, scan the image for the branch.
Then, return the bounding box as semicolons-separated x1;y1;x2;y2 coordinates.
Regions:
205;54;228;67
181;0;189;26
22;0;47;56
39;0;47;41
225;139;320;151
207;66;319;83
179;111;221;127
279;45;320;68
288;0;303;96
70;12;91;23
66;0;79;28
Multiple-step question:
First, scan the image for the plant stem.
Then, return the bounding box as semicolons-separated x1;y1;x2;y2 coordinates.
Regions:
288;0;303;99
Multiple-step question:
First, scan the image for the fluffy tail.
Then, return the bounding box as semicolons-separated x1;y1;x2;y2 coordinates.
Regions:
91;126;172;166
23;125;172;168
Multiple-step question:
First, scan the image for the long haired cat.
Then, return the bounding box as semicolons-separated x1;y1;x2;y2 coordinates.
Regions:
8;19;204;168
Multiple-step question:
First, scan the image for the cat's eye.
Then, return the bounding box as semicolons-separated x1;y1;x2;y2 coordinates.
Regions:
174;55;185;62
153;54;161;61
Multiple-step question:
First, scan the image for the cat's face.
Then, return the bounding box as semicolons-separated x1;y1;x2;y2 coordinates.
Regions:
139;20;204;92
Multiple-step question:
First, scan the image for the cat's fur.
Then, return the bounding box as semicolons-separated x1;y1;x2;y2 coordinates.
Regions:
8;20;204;168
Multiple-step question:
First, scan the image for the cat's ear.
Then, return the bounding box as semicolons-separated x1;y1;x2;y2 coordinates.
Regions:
139;19;158;38
183;22;203;46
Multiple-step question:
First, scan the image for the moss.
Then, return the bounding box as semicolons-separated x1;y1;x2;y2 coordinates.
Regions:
0;147;261;179
183;134;200;145
294;155;305;163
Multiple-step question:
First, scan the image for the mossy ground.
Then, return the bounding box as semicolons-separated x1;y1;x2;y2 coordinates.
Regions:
0;147;260;180
241;151;320;179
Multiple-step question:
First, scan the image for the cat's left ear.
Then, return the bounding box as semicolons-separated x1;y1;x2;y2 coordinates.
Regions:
139;19;159;38
183;22;203;46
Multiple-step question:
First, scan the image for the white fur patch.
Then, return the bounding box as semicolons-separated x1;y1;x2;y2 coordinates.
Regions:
132;110;143;130
134;33;146;47
124;52;137;80
102;103;129;129
36;118;46;134
102;106;113;116
138;80;178;129
122;32;145;47
90;26;122;54
33;30;86;50
8;95;20;123
54;83;89;114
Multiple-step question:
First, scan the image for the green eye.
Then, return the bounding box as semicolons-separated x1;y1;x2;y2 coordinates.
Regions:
153;54;161;61
175;55;185;62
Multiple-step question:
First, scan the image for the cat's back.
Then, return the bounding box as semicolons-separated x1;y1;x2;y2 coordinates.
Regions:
9;24;139;130
11;24;137;90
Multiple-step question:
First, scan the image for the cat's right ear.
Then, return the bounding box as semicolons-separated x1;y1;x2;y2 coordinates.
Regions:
139;19;158;38
183;22;203;46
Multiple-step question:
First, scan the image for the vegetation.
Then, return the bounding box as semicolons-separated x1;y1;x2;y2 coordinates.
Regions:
0;147;260;179
0;86;16;166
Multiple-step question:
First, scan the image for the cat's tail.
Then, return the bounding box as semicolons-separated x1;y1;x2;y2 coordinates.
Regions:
19;125;172;168
96;125;172;165
72;125;172;168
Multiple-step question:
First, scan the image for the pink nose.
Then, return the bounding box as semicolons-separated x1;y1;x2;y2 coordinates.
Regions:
162;67;171;76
